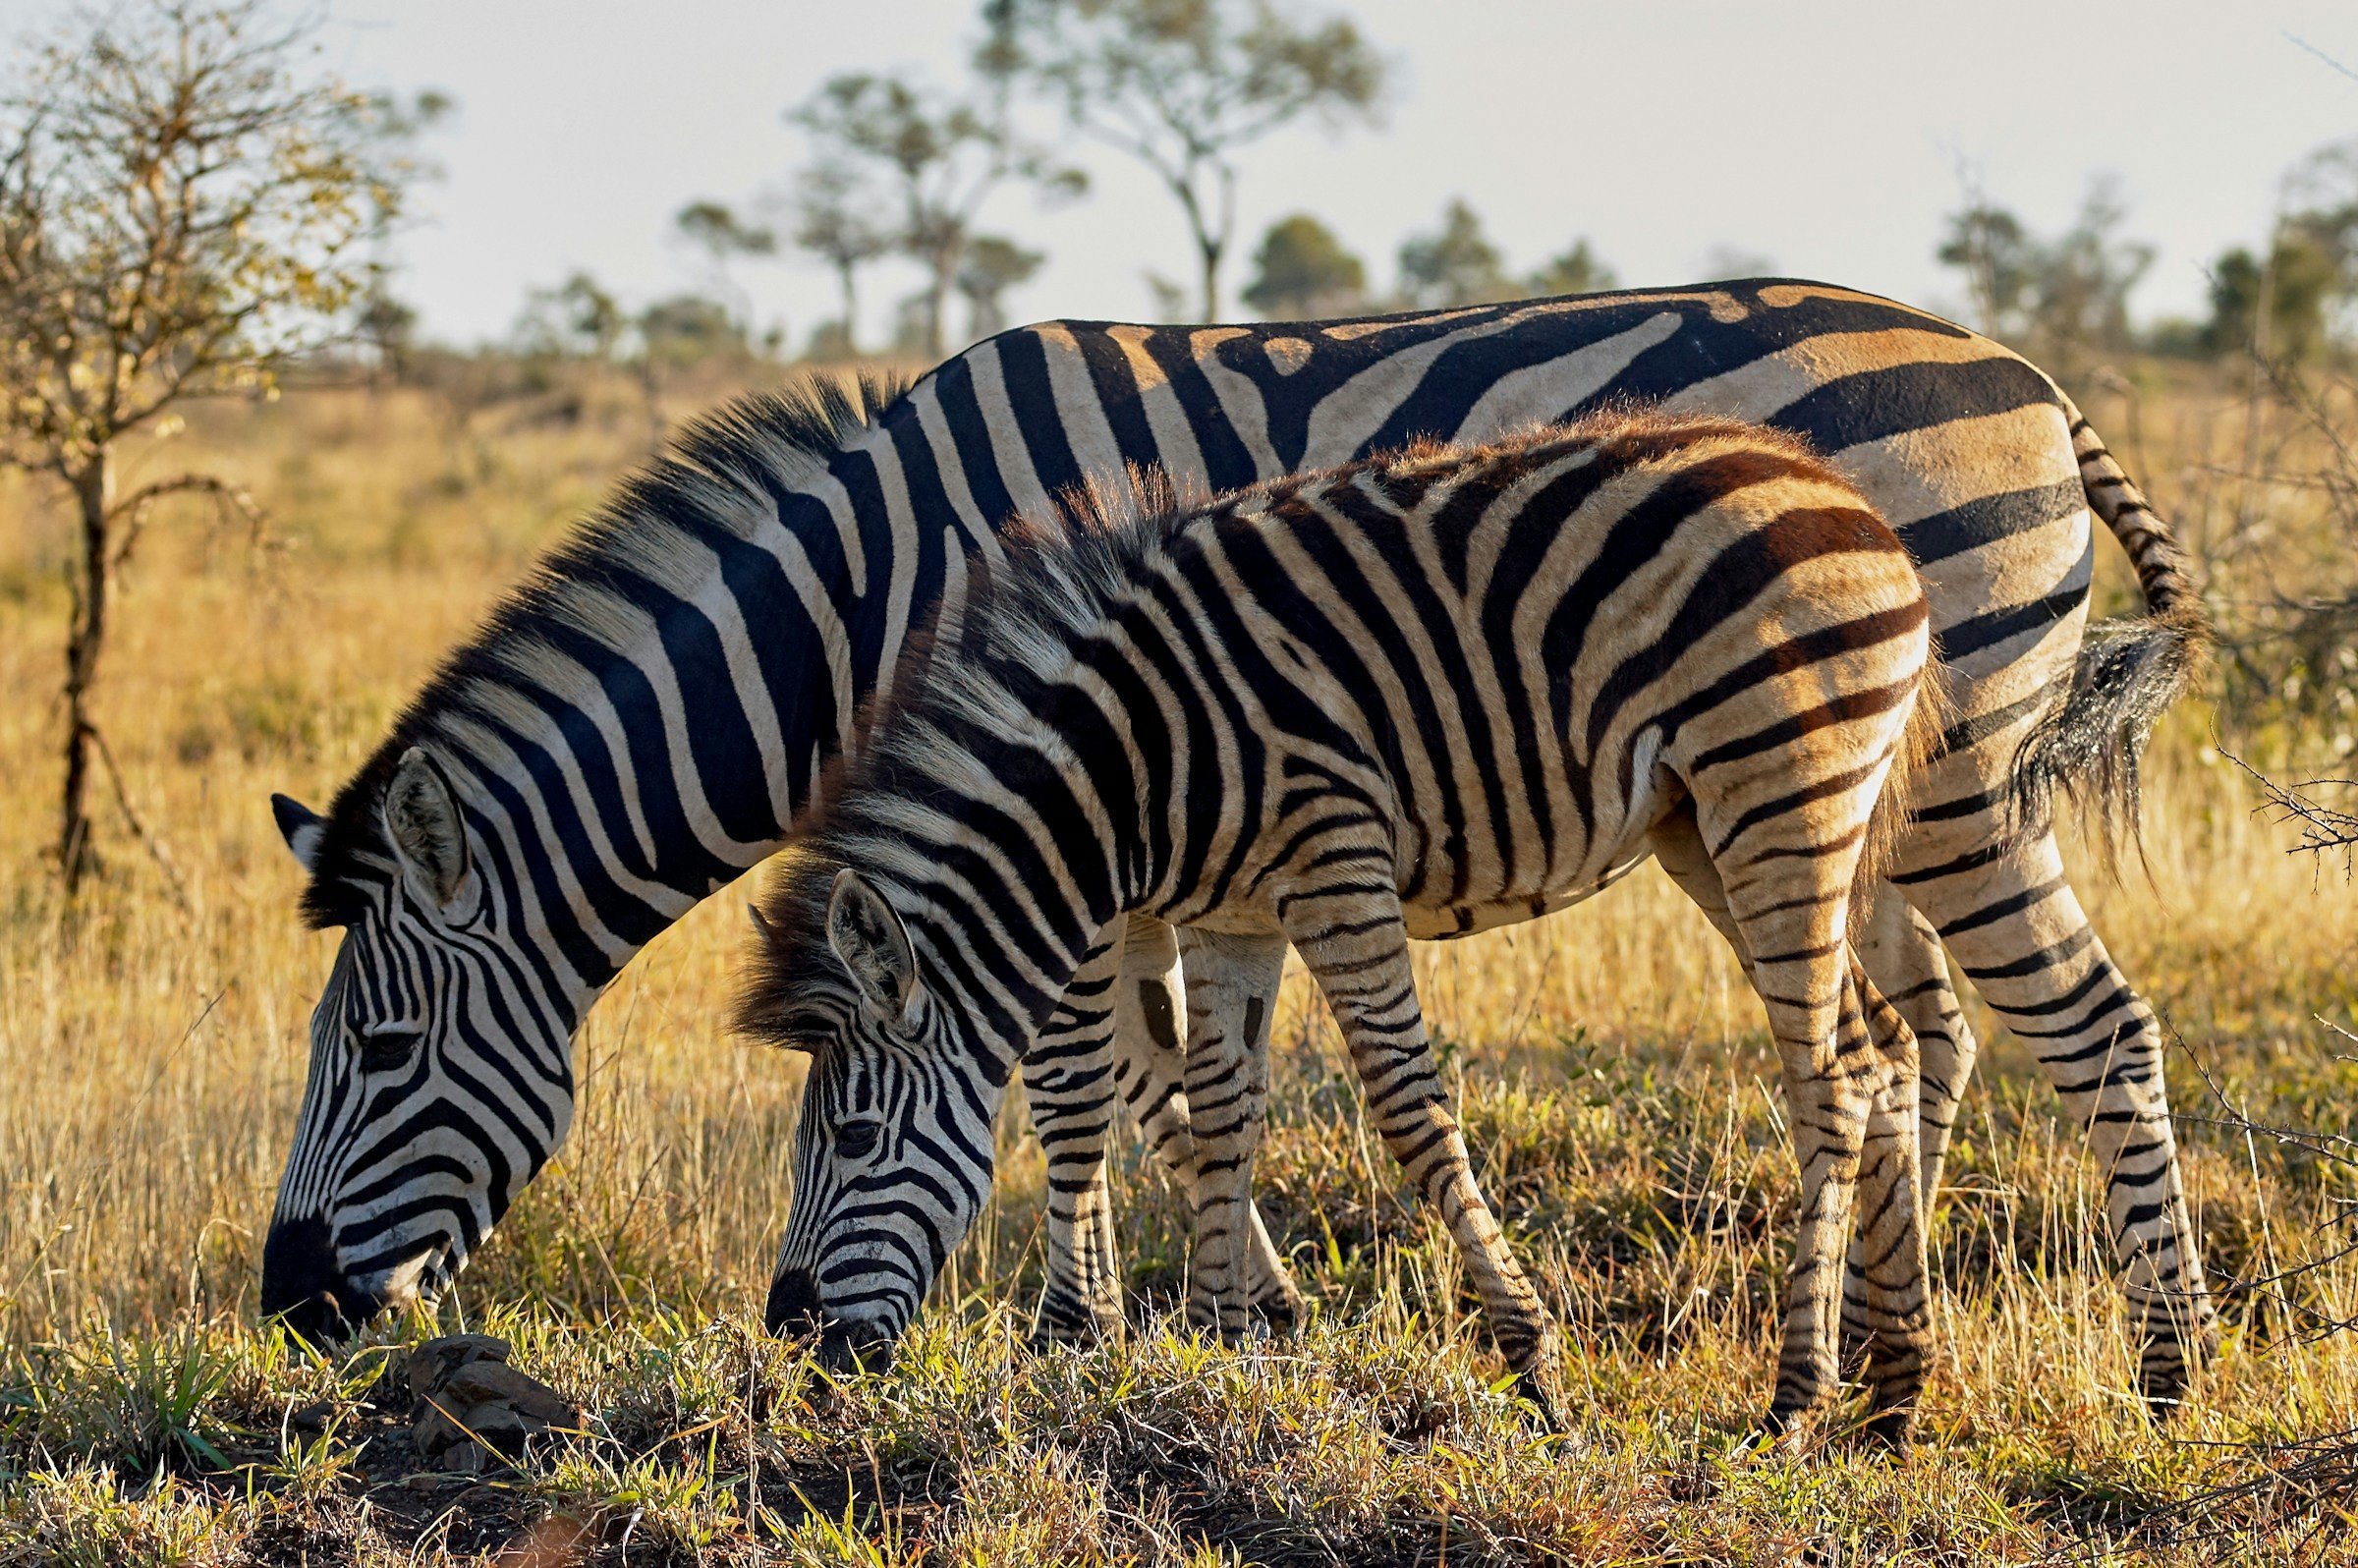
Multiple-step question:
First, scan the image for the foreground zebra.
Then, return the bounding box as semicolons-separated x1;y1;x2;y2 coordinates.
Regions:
261;281;2208;1403
739;412;1941;1435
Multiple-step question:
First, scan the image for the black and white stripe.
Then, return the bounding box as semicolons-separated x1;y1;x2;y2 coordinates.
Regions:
261;281;2208;1402
737;414;1940;1434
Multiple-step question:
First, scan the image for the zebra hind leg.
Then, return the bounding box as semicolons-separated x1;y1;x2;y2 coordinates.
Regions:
1888;826;2214;1412
1843;955;1933;1447
1174;928;1292;1343
1842;888;1976;1378
1118;918;1306;1328
1022;934;1130;1345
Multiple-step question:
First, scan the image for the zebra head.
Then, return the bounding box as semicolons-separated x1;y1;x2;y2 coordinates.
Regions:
260;746;577;1344
749;868;1011;1372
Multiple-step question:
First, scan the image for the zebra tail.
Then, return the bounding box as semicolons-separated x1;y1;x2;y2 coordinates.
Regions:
2007;391;2212;857
1859;646;1953;901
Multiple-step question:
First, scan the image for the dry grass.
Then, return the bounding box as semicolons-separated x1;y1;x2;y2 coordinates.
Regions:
0;364;2352;1562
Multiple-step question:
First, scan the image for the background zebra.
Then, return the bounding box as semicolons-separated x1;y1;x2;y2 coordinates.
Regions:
736;411;1941;1436
261;281;2206;1403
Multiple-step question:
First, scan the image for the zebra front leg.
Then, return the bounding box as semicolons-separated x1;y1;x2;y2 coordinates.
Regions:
1023;930;1129;1345
1175;928;1291;1342
1842;885;1973;1378
1285;896;1561;1422
1116;917;1305;1327
1842;954;1932;1447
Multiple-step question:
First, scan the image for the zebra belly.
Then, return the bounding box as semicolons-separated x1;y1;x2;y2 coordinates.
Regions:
1400;851;1654;940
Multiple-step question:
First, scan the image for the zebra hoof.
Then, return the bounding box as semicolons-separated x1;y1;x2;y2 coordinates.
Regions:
1858;1405;1915;1453
1741;1406;1812;1459
2138;1319;2210;1418
1249;1282;1305;1335
1509;1369;1562;1431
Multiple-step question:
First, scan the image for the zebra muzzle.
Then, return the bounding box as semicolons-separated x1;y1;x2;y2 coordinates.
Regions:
259;1214;383;1348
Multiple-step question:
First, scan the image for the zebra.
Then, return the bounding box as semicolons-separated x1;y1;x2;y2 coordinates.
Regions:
260;280;2209;1404
736;411;1943;1437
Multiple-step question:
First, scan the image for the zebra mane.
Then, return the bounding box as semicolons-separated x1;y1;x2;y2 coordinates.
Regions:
300;368;915;929
736;462;1233;1043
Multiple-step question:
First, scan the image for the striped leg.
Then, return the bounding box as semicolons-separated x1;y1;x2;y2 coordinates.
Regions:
1654;808;1931;1439
1845;952;1932;1443
1889;829;2213;1407
1852;885;1981;1209
1838;887;1976;1377
1116;920;1304;1326
1021;930;1129;1344
1283;894;1561;1416
1176;928;1290;1341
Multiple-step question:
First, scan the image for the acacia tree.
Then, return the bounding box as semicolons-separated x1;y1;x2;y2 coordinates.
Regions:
673;199;776;337
1008;0;1384;321
0;1;411;891
792;71;1079;359
786;160;893;356
1239;211;1363;318
955;234;1044;338
1396;197;1510;308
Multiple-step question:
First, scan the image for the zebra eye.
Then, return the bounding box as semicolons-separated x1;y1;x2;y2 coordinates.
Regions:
834;1119;881;1161
358;1025;423;1074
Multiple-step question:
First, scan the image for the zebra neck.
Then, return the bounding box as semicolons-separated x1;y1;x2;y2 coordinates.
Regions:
453;492;878;1006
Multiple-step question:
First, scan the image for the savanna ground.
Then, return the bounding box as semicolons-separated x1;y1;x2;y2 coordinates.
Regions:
0;355;2354;1565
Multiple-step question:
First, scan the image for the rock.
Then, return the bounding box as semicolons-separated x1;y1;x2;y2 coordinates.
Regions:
405;1334;582;1467
286;1398;336;1432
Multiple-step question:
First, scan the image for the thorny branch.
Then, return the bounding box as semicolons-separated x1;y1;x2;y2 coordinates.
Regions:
2221;747;2358;871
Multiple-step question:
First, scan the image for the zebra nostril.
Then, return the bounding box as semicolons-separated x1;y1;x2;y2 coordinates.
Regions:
260;1215;379;1347
765;1265;823;1339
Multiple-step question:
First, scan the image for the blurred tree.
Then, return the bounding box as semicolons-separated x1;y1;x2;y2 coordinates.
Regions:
1937;202;2038;338
2033;177;2154;364
638;294;746;368
1398;198;1511;308
1240;212;1364;318
786;160;893;357
673;199;777;335
1935;177;2154;369
1006;0;1385;321
956;234;1044;339
357;287;421;380
792;69;1080;359
1696;245;1777;283
1142;269;1190;318
0;0;416;892
1525;238;1616;298
515;271;627;361
2203;233;2343;364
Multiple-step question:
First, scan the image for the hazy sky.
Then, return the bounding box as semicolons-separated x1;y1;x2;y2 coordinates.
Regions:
11;0;2358;345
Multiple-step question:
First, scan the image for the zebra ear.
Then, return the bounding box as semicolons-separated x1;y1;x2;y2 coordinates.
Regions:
382;747;477;919
825;868;917;1020
271;794;326;872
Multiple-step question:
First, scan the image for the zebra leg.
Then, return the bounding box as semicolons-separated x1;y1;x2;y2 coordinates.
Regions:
1116;918;1304;1327
1696;812;1874;1438
1021;930;1129;1345
1888;828;2213;1410
1839;886;1977;1372
1656;809;1956;1398
1845;952;1932;1446
1284;896;1561;1420
1852;884;1982;1211
1174;927;1291;1343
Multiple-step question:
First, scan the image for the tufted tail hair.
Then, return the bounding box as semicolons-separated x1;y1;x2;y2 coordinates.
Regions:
2008;390;2212;858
